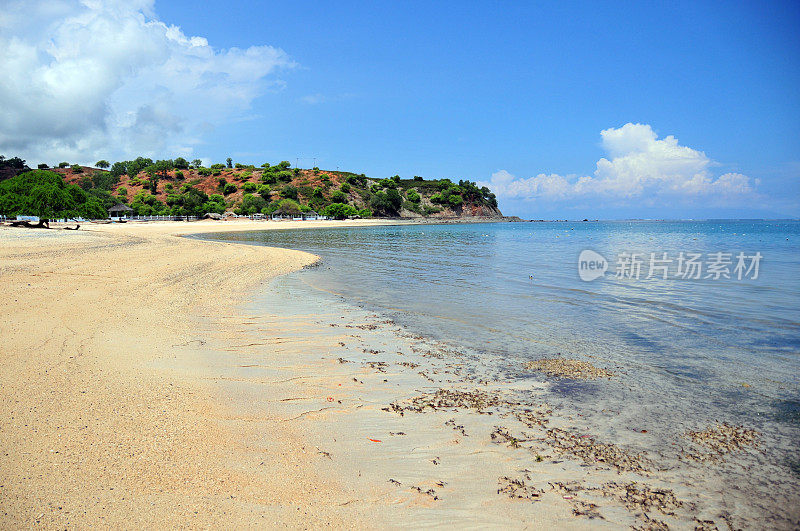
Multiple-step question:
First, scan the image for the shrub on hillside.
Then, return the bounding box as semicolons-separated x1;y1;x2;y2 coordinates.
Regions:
280;185;298;200
330;190;347;203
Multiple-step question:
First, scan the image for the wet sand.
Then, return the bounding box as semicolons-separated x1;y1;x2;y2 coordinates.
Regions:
1;220;795;529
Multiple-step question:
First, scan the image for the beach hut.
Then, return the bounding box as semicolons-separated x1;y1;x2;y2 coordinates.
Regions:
302;210;321;220
108;203;133;219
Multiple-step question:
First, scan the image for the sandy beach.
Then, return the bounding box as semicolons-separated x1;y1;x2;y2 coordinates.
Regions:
1;220;793;529
0;220;386;527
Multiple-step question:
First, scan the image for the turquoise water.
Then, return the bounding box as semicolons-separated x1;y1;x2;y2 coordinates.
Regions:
203;220;800;479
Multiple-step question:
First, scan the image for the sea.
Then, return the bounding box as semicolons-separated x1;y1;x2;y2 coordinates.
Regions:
201;220;800;496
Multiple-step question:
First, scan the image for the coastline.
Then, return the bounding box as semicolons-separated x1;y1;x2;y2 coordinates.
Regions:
1;220;796;528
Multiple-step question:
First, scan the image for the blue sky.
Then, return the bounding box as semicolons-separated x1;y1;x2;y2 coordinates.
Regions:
2;1;798;218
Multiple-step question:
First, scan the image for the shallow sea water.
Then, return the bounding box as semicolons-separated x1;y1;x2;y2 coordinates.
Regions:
202;220;800;523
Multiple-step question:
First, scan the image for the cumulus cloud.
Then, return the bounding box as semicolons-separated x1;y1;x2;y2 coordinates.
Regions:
480;123;758;206
0;0;294;164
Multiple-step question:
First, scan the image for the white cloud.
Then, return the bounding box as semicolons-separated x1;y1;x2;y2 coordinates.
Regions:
0;0;294;164
480;123;757;205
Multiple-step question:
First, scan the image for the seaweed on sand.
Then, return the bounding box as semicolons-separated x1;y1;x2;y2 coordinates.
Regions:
683;423;759;462
526;358;613;380
384;388;511;415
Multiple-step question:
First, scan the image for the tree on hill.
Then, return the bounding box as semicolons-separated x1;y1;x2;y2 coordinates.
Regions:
95;160;110;169
0;155;27;169
272;199;301;216
322;203;358;220
109;161;127;178
152;159;173;179
173;157;189;169
0;170;106;226
226;157;233;168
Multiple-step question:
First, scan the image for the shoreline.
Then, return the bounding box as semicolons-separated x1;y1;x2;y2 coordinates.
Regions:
1;220;797;528
224;266;797;529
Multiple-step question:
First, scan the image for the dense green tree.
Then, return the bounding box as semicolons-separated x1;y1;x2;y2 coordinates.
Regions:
346;174;368;187
321;203;358;219
203;193;226;214
0;170;106;222
237;193;267;215
95;160;110;169
330;190;347;203
151;159;173;179
110;161;127;178
385;188;402;210
256;184;271;200
280;185;298;200
226;157;233;168
91;171;119;191
173;157;189;169
125;157;153;178
0;155;27;169
181;187;210;216
268;199;301;215
130;190;165;216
